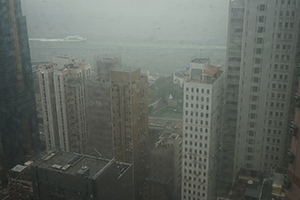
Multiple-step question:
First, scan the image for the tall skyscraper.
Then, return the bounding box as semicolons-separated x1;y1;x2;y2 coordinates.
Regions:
110;68;148;199
223;0;300;176
181;58;224;200
0;0;40;167
38;56;91;152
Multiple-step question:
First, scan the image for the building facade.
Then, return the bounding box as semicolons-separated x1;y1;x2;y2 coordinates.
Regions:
84;55;121;158
8;164;34;200
0;0;40;167
38;57;91;152
285;74;300;200
142;132;182;200
220;0;245;193
181;58;224;200
110;68;148;199
230;0;300;175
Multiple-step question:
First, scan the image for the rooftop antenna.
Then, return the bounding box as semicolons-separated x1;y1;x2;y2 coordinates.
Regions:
93;148;102;157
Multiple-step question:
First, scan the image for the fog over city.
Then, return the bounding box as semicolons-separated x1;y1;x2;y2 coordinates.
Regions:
1;0;299;199
22;0;228;42
21;0;228;75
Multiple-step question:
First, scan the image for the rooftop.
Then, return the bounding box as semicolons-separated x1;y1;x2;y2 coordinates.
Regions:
32;151;114;180
53;54;73;59
202;65;221;77
190;58;209;64
11;165;27;173
229;169;264;200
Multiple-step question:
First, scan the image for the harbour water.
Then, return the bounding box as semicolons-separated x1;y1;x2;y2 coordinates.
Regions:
29;35;226;76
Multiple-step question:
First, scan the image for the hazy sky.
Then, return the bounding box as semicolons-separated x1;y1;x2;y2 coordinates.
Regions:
22;0;228;44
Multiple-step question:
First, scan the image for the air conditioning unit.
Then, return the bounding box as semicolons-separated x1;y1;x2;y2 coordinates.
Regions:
283;176;291;190
294;93;300;107
290;122;298;137
287;150;295;164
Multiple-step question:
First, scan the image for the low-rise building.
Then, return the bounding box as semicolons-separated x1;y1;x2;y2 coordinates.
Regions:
8;164;33;200
142;132;182;200
30;151;133;200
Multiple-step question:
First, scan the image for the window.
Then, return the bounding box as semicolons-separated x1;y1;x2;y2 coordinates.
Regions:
252;96;258;101
258;16;264;22
254;58;261;64
250;122;255;127
292;11;295;17
277;33;281;39
257;37;263;44
285;22;288;28
256;48;262;54
259;4;265;11
251;104;257;110
247;155;252;161
257;27;264;33
252;86;258;92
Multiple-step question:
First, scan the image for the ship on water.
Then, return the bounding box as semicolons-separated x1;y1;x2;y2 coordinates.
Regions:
64;35;87;42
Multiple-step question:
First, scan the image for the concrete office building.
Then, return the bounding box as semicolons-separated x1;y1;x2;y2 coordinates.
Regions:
30;151;133;200
225;0;300;176
38;56;91;152
285;77;300;200
0;0;40;167
93;55;121;82
221;0;246;192
142;132;182;200
85;55;121;158
111;68;148;199
181;58;224;200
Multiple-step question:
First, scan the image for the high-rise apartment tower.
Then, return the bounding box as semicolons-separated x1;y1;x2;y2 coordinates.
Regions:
38;56;91;152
